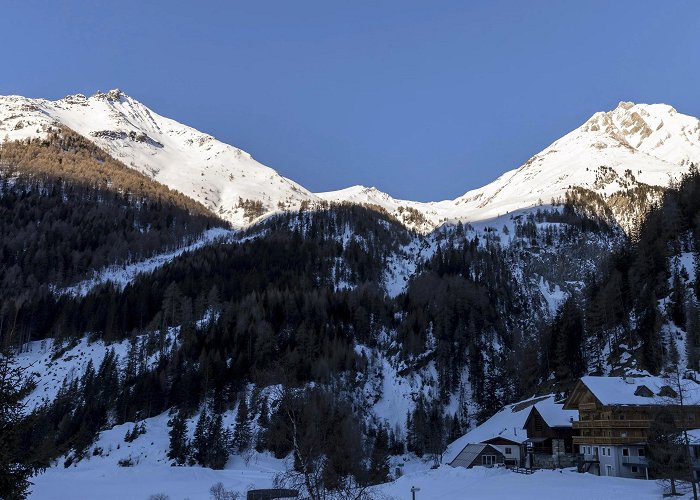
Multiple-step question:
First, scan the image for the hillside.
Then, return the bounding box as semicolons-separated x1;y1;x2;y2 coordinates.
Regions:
585;166;700;375
2;90;700;498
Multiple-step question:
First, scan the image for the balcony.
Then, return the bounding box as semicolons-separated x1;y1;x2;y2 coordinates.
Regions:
573;420;651;429
622;455;648;465
574;436;647;445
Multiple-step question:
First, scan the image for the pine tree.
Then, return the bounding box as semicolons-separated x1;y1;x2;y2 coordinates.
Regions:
368;426;390;484
191;409;210;466
162;282;182;328
669;263;687;328
0;347;35;499
207;414;229;470
167;410;189;465
233;395;251;452
648;409;688;496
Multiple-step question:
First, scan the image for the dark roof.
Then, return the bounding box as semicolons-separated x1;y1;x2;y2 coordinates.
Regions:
450;443;503;468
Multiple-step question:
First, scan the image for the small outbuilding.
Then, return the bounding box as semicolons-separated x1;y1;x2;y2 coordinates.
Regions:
449;443;506;469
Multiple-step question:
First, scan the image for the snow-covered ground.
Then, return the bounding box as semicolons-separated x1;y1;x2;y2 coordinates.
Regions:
28;462;670;499
29;458;281;500
18;337;132;412
57;227;234;296
373;465;666;500
19;339;676;499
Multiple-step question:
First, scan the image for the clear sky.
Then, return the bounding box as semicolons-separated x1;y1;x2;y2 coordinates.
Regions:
2;1;699;201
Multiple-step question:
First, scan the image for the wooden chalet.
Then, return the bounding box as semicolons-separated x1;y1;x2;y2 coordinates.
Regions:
447;395;574;471
563;375;700;478
523;403;577;455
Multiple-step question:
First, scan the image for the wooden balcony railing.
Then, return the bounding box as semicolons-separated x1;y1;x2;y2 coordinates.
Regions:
573;420;652;429
574;436;647;445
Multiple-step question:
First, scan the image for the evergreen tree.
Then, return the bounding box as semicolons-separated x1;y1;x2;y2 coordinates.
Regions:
207;414;230;470
167;410;189;465
0;347;35;499
669;263;687;328
233;395;251;452
191;409;210;466
368;426;390;484
648;409;688;496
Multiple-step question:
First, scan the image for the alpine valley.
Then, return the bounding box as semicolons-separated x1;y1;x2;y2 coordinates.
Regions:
3;90;700;498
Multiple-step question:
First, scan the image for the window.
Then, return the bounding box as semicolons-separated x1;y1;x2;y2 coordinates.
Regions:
593;447;598;456
622;448;629;457
635;385;654;397
505;447;512;455
658;386;678;398
587;447;592;455
638;448;646;457
631;466;638;473
482;455;497;466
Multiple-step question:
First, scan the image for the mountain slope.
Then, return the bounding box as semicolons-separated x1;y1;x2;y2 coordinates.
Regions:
0;90;318;228
322;102;700;232
3;92;699;233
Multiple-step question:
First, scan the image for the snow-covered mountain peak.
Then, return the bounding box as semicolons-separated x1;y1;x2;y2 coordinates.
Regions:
92;88;126;102
578;101;696;158
2;90;699;233
0;89;318;228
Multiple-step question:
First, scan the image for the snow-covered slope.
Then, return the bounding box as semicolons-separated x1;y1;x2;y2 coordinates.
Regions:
321;102;700;231
2;91;699;232
0;89;319;228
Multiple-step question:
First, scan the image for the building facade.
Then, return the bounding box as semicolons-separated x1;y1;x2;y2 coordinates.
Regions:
522;403;579;469
564;376;700;479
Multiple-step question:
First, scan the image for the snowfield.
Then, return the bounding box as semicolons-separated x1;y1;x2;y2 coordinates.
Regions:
28;463;669;500
373;465;665;500
29;459;280;500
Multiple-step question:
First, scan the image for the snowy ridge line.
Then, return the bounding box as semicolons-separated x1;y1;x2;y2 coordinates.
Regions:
56;227;234;297
2;91;700;233
0;90;318;230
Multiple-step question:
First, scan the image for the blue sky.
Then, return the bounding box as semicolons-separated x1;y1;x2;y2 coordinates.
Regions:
2;1;699;201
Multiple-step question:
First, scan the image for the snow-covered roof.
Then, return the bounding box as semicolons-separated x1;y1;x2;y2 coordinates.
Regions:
444;395;563;463
531;397;578;427
578;376;700;406
687;429;700;444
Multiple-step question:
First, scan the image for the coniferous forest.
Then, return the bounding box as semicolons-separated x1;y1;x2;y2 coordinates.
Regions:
2;129;700;496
